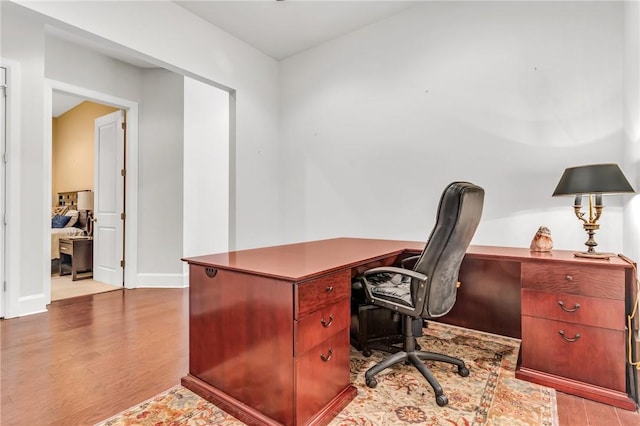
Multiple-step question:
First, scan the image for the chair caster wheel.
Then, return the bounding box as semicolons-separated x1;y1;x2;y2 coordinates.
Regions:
436;395;449;407
365;377;377;388
362;349;372;357
458;366;469;377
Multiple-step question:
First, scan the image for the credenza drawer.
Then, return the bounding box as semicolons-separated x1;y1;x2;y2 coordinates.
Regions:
295;300;350;356
294;329;351;425
521;316;626;391
296;270;351;319
522;289;625;330
521;263;624;300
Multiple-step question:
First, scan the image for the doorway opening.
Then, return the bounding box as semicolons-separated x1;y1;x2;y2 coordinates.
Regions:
44;80;139;305
50;98;125;301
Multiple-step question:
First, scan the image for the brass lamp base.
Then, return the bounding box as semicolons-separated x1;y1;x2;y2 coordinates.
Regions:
573;251;615;260
573;215;613;259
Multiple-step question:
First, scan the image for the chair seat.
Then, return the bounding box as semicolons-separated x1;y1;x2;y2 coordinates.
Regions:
368;273;413;307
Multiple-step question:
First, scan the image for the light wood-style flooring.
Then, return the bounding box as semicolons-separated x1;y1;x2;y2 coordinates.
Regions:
51;274;121;302
1;288;638;425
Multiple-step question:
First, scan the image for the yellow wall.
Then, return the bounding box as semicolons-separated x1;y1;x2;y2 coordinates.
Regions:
52;101;119;206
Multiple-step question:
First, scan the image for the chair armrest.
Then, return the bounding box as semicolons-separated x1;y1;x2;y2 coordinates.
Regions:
400;255;420;269
363;266;428;282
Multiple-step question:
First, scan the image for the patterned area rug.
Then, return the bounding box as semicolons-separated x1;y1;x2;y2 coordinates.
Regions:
97;322;557;426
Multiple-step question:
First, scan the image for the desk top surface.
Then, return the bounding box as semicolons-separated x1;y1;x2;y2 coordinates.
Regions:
183;237;633;281
183;238;422;280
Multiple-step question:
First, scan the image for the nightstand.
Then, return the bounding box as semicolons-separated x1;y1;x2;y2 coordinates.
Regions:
59;237;93;281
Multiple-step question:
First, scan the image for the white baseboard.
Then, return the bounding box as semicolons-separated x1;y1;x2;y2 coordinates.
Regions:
13;275;187;318
135;273;188;288
19;294;48;317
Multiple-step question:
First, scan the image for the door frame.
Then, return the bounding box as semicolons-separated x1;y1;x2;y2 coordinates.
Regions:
0;58;21;318
44;79;139;302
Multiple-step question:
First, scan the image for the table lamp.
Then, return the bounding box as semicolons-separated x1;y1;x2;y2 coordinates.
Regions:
552;163;635;259
77;190;94;236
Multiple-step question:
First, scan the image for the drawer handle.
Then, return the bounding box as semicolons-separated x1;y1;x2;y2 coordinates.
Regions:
320;315;334;328
204;267;218;278
320;347;334;362
565;274;573;281
558;301;580;313
558;330;581;342
325;286;334;293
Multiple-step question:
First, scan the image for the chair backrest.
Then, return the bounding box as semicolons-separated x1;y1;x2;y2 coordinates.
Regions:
412;182;484;318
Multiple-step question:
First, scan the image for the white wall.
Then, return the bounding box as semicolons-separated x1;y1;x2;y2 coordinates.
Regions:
280;1;627;252
16;0;282;251
45;36;143;102
623;1;640;263
183;77;230;265
1;1;281;316
1;4;46;315
138;69;184;278
1;55;23;320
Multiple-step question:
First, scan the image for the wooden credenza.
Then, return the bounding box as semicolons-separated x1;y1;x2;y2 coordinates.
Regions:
516;260;633;409
442;246;638;411
182;239;639;425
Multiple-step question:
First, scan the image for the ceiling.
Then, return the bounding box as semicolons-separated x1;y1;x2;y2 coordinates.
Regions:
175;1;417;61
51;1;417;116
52;92;88;118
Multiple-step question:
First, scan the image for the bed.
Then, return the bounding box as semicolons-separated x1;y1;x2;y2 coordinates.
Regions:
51;206;88;260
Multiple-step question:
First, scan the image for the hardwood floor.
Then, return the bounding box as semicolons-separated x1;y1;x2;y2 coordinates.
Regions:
1;288;638;425
1;289;189;426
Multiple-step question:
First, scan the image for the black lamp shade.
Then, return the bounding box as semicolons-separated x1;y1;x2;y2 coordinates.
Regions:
552;163;635;196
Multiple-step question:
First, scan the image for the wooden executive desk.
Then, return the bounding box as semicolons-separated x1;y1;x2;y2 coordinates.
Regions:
182;238;638;426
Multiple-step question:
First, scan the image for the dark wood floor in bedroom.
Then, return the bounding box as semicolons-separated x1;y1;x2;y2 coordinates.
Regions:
1;288;638;425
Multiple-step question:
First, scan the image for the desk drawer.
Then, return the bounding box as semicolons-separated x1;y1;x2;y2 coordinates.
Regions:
296;270;350;319
295;300;350;356
521;263;624;300
521;316;625;391
522;289;624;330
295;329;350;425
59;241;72;255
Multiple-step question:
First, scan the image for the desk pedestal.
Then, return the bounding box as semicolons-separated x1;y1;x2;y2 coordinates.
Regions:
448;248;637;410
182;375;356;426
182;263;359;425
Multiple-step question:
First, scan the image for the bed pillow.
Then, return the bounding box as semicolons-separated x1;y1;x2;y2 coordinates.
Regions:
64;209;79;228
52;214;72;228
51;205;69;218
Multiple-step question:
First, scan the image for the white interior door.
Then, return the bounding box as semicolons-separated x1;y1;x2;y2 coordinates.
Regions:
94;110;125;285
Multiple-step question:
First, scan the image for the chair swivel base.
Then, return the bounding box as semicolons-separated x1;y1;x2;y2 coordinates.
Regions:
350;301;424;357
356;336;421;357
364;349;469;406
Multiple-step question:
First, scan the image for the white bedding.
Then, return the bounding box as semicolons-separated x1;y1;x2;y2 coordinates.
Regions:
51;227;86;259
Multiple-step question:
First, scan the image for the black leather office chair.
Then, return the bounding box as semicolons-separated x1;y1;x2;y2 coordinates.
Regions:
361;181;484;407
